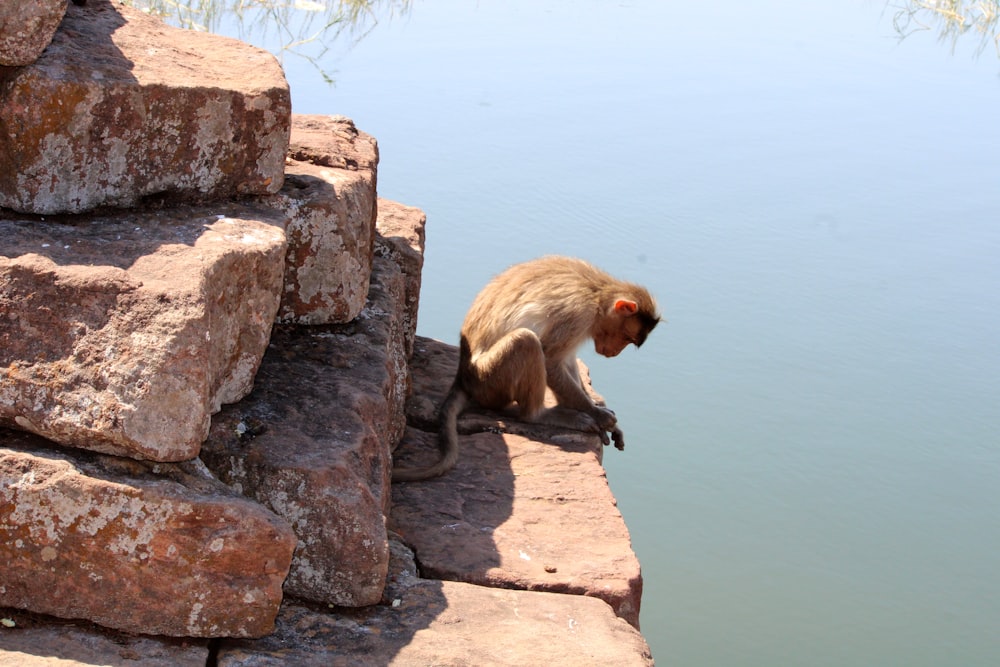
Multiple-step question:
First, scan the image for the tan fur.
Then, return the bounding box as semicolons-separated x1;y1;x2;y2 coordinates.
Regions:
392;256;660;482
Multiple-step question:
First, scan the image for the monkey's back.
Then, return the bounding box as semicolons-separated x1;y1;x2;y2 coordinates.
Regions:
461;256;621;359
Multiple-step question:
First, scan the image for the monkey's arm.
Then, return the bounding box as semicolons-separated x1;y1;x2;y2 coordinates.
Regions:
545;358;613;420
564;359;626;450
543;357;624;449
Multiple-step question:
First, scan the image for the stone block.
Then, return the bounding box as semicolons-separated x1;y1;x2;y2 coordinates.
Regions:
0;615;209;666
0;431;297;638
0;0;289;214
287;114;379;173
257;115;379;325
375;199;426;359
214;539;653;666
201;255;410;607
0;204;287;462
264;160;375;324
0;0;66;66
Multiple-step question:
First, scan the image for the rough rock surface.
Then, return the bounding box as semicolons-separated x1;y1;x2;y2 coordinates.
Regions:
201;253;414;607
0;0;290;214
268;159;374;324
0;204;287;462
214;539;654;666
263;120;378;324
287;114;379;175
391;337;644;627
0;1;66;66
0;613;209;666
0;431;297;638
375;199;426;359
217;584;653;667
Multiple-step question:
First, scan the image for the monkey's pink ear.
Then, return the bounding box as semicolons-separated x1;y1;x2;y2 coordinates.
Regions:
614;299;639;316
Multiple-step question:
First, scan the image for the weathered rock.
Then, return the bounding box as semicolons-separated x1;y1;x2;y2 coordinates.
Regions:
216;585;653;667
258;115;378;325
0;0;290;214
0;1;66;66
0;204;287;462
247;115;411;328
375;199;426;359
215;539;653;666
265;165;374;323
390;337;644;628
0;431;297;638
287;115;379;174
201;254;411;607
0;612;209;666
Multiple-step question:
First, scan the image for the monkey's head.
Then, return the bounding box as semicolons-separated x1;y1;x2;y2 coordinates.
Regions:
593;297;660;358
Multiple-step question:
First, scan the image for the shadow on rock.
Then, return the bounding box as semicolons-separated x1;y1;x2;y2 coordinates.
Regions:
387;337;643;629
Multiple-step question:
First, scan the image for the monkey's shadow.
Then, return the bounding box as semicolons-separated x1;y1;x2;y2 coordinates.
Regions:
389;337;609;604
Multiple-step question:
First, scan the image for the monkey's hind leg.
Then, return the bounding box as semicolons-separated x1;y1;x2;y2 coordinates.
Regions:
466;328;548;417
467;329;612;440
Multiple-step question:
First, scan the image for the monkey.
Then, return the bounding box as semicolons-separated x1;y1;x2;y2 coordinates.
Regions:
392;255;660;482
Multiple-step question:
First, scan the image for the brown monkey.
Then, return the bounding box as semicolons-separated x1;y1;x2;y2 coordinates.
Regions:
393;256;660;482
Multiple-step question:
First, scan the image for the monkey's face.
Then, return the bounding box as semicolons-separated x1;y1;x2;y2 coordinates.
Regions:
593;316;646;358
595;337;628;358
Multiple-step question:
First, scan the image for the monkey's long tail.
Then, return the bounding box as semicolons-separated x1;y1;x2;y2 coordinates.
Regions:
391;385;468;482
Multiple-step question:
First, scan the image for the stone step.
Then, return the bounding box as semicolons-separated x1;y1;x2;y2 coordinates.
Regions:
1;542;652;666
1;116;381;462
374;198;427;359
214;539;653;666
268;115;380;325
0;0;290;214
392;337;645;628
0;204;289;462
1;539;652;666
0;618;209;666
198;197;424;609
0;432;296;638
0;197;426;640
201;254;412;608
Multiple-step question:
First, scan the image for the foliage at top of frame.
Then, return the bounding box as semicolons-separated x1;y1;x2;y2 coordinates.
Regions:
891;0;1000;57
121;0;412;82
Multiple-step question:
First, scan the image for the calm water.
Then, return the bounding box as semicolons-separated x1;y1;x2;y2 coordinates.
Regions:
213;1;1000;663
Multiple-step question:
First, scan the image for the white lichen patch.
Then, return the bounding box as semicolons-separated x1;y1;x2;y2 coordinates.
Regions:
186;602;204;632
4;461;191;559
8;470;38;489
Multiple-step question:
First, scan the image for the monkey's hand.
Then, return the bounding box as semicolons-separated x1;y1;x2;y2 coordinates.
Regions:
589;408;625;450
590;406;617;431
587;406;620;448
534;406;621;448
